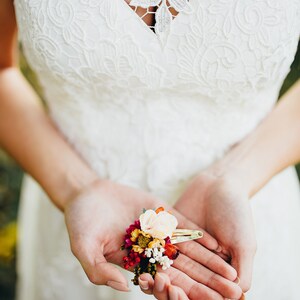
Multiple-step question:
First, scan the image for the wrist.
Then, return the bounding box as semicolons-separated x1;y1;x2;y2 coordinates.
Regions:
203;161;252;196
203;140;268;198
47;164;100;212
207;81;300;198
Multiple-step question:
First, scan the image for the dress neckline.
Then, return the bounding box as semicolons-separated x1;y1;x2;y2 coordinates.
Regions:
118;0;195;48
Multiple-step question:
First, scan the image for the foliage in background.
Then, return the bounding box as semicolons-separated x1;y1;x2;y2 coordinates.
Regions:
279;42;300;97
0;154;22;300
279;41;300;175
0;47;42;300
0;42;299;300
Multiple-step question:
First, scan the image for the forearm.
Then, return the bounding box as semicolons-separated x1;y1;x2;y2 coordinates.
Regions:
0;67;98;210
208;80;300;197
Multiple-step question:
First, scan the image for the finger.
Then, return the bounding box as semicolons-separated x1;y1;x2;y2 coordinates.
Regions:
169;285;189;300
216;250;231;262
178;288;189;300
163;266;224;300
153;272;171;300
168;285;179;300
178;240;237;281
72;241;129;291
240;293;246;300
172;253;242;299
139;272;184;300
228;292;246;300
171;209;220;251
138;273;154;295
231;248;255;292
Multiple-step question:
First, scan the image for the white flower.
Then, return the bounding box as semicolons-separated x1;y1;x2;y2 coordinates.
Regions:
153;247;159;256
158;256;174;270
147;246;166;263
153;247;164;261
139;209;178;239
145;248;153;258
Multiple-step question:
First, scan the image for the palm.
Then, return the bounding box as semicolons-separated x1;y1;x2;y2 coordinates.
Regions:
65;179;158;267
64;179;242;299
174;173;257;292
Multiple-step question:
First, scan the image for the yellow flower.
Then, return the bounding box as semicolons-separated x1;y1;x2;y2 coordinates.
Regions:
137;235;152;248
148;238;165;249
130;229;141;242
132;245;144;254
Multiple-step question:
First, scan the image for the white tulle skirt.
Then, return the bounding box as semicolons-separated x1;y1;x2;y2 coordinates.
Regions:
16;166;300;300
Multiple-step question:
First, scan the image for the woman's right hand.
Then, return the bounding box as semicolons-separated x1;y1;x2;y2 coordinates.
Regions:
64;178;242;299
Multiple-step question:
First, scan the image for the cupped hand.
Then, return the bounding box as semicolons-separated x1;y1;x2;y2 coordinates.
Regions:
64;178;242;299
174;170;257;294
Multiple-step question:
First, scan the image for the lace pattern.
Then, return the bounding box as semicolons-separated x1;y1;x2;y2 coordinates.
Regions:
13;0;300;200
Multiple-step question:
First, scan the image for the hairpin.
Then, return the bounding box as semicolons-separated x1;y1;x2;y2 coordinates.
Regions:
121;207;203;285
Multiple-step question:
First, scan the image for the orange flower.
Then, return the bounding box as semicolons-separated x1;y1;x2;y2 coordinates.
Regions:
155;207;165;214
164;244;180;260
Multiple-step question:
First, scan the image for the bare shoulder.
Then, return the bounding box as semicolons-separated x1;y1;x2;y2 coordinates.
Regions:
0;0;18;68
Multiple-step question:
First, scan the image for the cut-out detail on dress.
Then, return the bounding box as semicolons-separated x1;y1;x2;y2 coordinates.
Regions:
127;0;192;43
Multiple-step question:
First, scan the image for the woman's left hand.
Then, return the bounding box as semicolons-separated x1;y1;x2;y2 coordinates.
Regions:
174;169;257;294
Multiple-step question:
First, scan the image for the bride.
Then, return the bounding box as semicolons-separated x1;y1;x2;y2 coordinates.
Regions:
1;0;300;299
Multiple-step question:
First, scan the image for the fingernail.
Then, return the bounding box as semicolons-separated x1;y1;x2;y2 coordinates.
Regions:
234;276;241;285
216;245;222;252
138;278;149;290
107;281;130;292
155;273;164;292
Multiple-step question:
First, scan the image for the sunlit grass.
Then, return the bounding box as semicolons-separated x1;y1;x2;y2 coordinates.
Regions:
0;223;17;264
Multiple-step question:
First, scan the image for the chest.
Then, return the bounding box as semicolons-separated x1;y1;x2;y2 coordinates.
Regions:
14;0;300;98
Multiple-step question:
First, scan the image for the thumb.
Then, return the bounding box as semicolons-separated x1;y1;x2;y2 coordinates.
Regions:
73;243;129;292
231;248;255;292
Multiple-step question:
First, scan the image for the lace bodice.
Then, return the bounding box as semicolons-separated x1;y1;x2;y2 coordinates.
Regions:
14;0;300;202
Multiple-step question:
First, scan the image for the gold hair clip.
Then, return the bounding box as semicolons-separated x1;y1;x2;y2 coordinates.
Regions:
171;229;204;244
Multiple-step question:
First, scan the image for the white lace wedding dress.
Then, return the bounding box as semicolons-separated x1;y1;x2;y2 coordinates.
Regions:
13;0;300;299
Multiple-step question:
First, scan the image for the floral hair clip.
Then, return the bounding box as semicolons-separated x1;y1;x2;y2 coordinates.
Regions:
121;207;203;285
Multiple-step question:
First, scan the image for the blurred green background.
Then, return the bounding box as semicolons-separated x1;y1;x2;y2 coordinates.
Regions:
0;43;300;300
